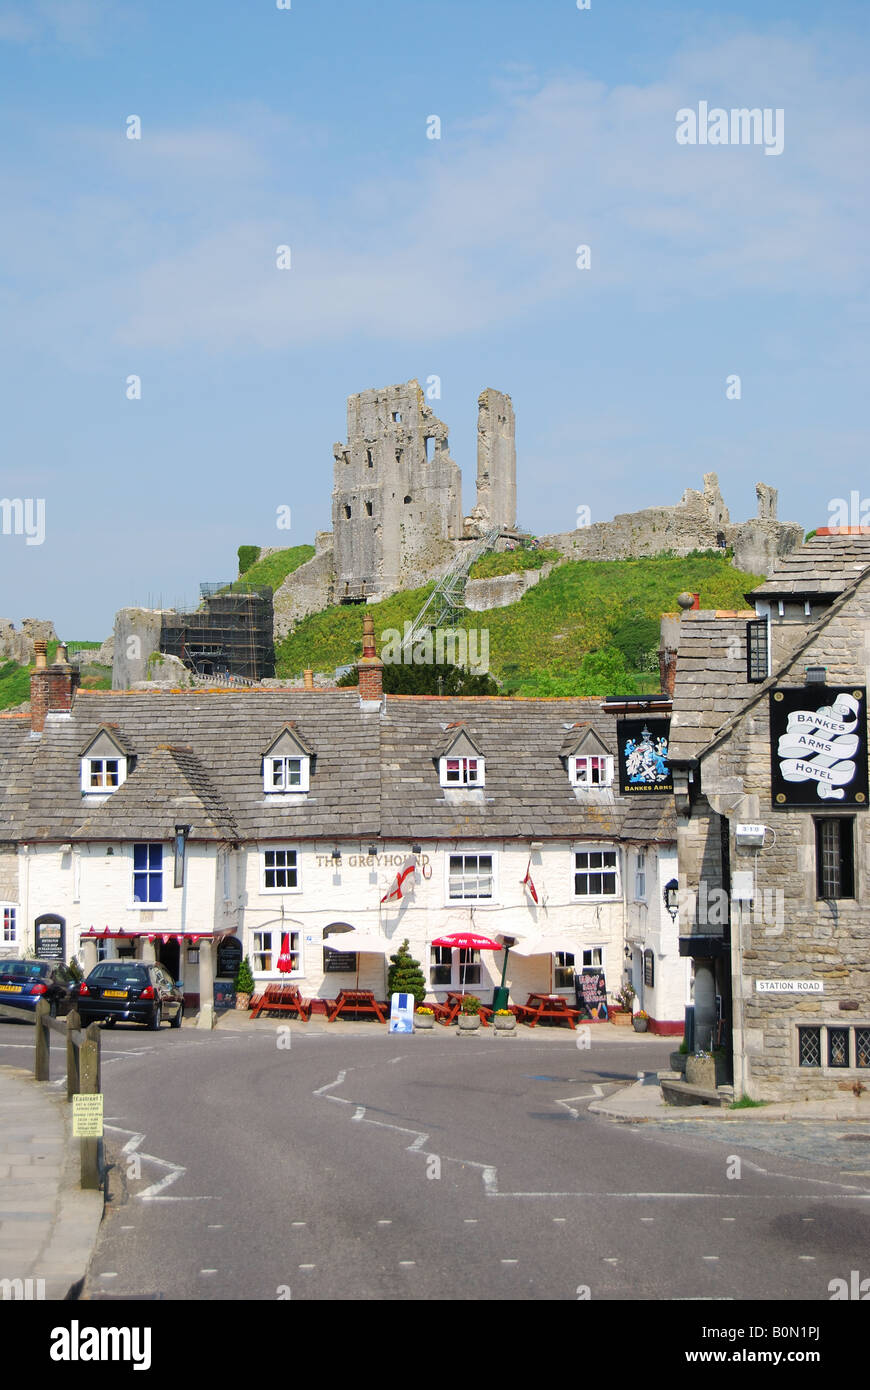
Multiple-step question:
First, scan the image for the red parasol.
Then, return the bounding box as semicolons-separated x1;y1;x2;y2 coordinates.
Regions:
431;932;502;950
430;931;502;995
277;932;295;974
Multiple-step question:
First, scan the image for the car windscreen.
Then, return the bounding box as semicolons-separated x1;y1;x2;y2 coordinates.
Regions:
88;964;149;986
0;961;47;979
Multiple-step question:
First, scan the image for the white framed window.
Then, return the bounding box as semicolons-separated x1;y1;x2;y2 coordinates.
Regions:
573;846;620;899
262;848;300;893
447;852;493;901
1;905;17;943
570;755;613;788
264;755;309;794
634;850;647;901
580;947;604;969
554;951;575;989
252;928;301;976
429;945;481;989
440;756;484;787
132;843;164;904
81;757;127;793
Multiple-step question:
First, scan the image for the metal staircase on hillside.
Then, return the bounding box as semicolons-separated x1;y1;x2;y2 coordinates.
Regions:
401;527;501;656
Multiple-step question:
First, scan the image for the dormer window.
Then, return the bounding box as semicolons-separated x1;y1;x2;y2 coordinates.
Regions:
266;756;309;793
437;724;485;790
571;755;614;788
262;724;314;795
443;757;480;786
79;726;130;796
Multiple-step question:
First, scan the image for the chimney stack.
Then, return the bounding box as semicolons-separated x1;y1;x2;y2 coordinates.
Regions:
30;640;80;733
303;668;314;691
357;611;384;705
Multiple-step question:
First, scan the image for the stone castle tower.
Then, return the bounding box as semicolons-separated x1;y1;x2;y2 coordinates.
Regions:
331;380;516;599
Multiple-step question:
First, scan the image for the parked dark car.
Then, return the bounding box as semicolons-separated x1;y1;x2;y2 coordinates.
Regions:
74;961;183;1030
0;959;75;1019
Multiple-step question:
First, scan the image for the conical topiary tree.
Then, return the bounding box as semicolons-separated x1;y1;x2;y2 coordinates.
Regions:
235;955;255;996
387;939;426;1006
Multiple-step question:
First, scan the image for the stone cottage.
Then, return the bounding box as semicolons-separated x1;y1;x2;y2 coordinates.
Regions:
668;530;870;1099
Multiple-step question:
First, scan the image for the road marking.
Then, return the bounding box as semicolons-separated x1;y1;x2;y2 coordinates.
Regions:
299;1264;316;1270
464;1219;478;1224
552;1217;567;1224
603;1258;619;1265
640;1217;655;1223
501;1259;518;1265
291;1221;306;1227
798;1256;816;1261
377;1219;392;1225
104;1123;212;1202
555;1085;604;1119
702;1256;719;1262
722;1217;736;1222
399;1261;416;1267
99;1272;118;1279
207;1224;224;1230
199;1269;217;1275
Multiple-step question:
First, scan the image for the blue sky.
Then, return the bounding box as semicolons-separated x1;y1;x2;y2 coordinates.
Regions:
0;0;867;636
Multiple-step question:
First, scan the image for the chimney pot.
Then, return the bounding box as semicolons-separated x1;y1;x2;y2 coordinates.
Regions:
303;668;314;691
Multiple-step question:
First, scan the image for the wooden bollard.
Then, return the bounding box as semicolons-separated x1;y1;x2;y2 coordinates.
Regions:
34;998;50;1081
66;1008;81;1101
79;1023;102;1191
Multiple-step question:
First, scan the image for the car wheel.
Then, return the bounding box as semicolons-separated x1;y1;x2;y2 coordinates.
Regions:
148;1004;162;1031
170;1005;182;1029
103;1017;116;1028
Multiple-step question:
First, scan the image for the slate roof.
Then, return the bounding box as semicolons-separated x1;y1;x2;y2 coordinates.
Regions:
668;611;758;763
747;533;870;600
2;690;676;845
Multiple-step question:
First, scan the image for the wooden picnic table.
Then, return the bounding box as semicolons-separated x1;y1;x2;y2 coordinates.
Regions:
250;984;311;1021
324;988;389;1023
522;992;581;1029
432;990;492;1026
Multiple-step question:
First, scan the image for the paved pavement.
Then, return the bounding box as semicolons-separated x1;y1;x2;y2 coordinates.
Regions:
0;1064;104;1300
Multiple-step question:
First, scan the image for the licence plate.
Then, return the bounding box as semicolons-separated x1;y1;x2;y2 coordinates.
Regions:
0;984;22;993
103;990;127;998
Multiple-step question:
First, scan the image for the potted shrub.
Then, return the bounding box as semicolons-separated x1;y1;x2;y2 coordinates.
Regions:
458;994;481;1033
234;955;255;1010
632;1008;649;1033
611;984;636;1026
388;939;427;1006
415;1005;435;1031
493;1008;516;1034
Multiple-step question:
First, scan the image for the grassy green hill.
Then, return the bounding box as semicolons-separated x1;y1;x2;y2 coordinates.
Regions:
0;641;110;712
276;553;762;696
235;545;315;591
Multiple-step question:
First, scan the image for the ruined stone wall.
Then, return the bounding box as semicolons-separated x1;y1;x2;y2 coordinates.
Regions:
331;380;462;597
0;618;58;666
464;562;555;611
540;474;802;576
111;608;168;689
473;388;516;533
272;546;336;639
695;577;870;1100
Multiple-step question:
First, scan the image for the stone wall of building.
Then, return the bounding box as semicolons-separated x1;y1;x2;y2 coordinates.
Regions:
272;546;337;639
692;579;870;1100
469;388;516;535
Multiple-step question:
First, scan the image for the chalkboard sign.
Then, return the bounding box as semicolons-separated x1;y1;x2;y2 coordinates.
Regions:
324;948;358;973
34;915;65;962
214;980;236;1011
576;969;607;1014
217;936;243;979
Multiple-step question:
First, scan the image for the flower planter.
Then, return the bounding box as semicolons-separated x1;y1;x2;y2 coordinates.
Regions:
632;1016;649;1033
493;1014;516;1034
235;993;252;1011
458;1014;480;1033
669;1051;688;1075
415;1013;435;1030
610;1009;632;1027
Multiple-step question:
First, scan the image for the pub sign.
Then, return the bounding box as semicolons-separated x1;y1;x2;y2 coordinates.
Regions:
617;719;672;794
34;914;65;962
769;686;868;808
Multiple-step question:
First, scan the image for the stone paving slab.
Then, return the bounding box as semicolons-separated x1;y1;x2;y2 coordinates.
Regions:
0;1066;104;1300
589;1075;870;1125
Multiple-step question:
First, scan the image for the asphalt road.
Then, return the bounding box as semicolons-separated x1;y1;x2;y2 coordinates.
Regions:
2;1017;869;1302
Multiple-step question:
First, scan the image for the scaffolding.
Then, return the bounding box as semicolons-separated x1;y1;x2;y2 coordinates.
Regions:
160;583;275;681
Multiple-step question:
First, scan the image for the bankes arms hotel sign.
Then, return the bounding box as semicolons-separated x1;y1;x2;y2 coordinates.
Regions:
769;686;868;809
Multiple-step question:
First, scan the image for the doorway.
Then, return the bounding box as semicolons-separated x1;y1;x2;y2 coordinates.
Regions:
157;938;181;984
